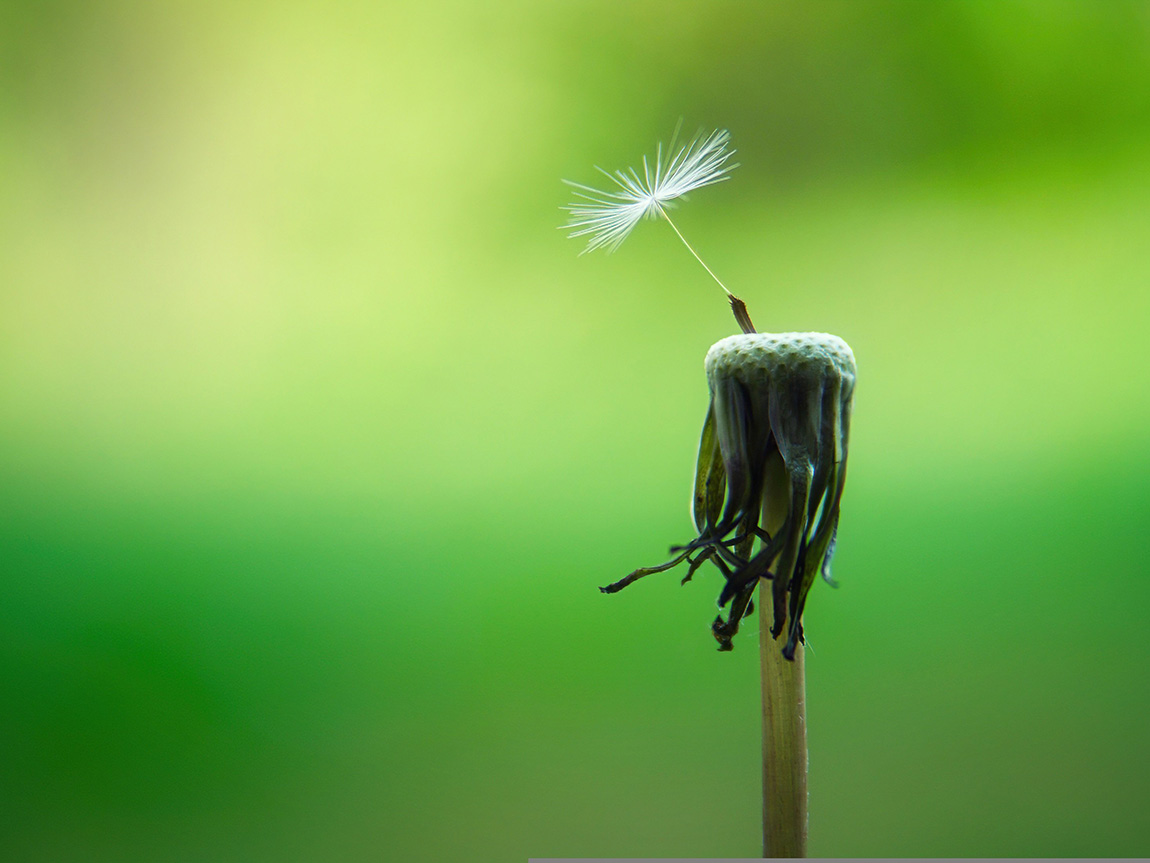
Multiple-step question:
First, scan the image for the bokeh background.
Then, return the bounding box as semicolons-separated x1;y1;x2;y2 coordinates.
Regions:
2;0;1148;859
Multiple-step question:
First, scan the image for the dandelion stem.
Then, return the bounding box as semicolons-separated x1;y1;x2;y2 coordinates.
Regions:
758;457;808;858
655;205;732;296
760;618;808;857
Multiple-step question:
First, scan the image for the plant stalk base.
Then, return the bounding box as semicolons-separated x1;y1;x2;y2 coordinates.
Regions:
759;583;808;858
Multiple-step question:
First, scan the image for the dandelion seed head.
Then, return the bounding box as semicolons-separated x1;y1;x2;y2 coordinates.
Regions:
562;129;738;255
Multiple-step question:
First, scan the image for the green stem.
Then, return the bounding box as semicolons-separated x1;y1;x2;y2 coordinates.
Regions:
759;450;807;857
759;616;808;857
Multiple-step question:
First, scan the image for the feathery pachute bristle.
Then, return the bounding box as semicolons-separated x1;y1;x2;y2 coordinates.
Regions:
562;129;737;255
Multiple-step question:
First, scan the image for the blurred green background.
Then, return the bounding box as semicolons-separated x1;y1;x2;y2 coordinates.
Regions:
2;0;1148;858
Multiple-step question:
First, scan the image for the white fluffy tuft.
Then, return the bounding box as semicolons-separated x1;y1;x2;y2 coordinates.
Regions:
561;129;737;255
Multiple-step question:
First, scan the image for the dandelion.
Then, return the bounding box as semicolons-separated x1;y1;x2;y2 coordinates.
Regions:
565;128;858;857
598;332;855;661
